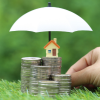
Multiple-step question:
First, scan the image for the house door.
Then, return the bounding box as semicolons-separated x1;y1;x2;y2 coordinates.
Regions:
52;49;56;56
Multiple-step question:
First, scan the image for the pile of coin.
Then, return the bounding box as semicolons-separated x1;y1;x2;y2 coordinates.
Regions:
21;57;41;93
21;56;71;97
29;65;51;95
54;74;71;95
38;81;59;97
34;65;51;80
42;57;62;76
29;65;38;95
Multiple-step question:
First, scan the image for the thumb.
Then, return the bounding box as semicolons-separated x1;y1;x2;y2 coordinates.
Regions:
71;67;91;87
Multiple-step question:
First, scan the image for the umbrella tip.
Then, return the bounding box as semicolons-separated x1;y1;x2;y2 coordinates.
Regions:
48;2;52;7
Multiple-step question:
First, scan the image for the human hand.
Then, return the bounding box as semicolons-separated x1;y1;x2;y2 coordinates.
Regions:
66;47;100;89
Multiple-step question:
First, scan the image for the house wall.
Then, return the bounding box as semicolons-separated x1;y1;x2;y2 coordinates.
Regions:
45;43;58;57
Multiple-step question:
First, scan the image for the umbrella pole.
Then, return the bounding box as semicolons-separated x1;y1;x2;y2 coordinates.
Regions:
48;2;51;42
49;31;51;41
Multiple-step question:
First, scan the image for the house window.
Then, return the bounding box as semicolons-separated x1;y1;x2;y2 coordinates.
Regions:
48;50;51;53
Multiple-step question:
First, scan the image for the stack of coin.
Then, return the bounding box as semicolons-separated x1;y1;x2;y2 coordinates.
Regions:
38;81;59;97
29;65;38;95
54;74;71;95
21;57;41;93
42;57;62;77
34;65;51;80
29;65;51;95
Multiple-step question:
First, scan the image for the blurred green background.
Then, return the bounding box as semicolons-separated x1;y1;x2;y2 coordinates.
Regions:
0;0;100;81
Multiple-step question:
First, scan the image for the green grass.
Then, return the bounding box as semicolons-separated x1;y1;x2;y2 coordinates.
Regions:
0;79;100;100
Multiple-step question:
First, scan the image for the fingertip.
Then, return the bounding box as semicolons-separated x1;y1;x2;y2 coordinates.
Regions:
66;71;71;75
66;68;75;75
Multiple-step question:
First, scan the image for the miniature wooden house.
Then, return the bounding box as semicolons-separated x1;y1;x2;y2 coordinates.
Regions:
44;38;60;57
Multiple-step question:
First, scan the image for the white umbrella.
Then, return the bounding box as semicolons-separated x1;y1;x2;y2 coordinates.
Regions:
10;2;92;41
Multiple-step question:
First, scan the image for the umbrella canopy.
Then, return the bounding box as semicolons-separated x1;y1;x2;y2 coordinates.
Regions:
10;2;92;41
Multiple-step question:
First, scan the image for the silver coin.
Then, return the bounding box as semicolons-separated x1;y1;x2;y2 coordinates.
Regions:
21;63;31;67
40;92;58;96
29;87;38;90
39;87;59;90
29;82;39;94
54;74;71;80
39;89;59;92
38;81;59;86
32;66;51;80
30;77;37;80
59;92;70;95
29;89;38;92
42;57;62;66
59;89;71;91
40;92;59;95
59;86;71;90
22;60;41;64
39;91;59;94
21;57;41;64
59;79;71;82
21;57;41;93
60;82;71;86
38;81;59;96
21;69;30;71
39;86;59;89
59;91;70;93
21;67;31;70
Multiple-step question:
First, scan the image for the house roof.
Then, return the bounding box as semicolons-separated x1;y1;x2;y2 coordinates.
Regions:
44;40;60;49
